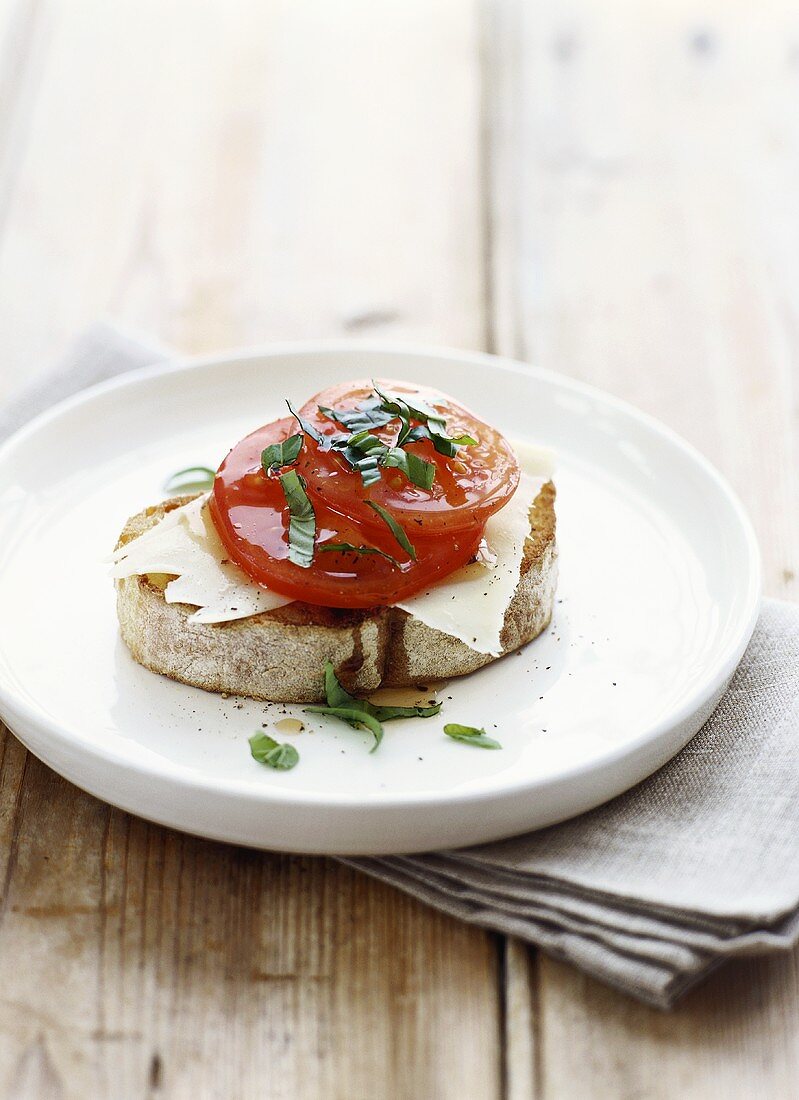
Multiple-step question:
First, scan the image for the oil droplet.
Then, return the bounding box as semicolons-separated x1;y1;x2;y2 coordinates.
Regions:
275;718;305;735
367;687;438;709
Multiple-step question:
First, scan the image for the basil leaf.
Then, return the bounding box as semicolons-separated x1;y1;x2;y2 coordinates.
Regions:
163;465;216;493
305;705;384;752
305;661;442;753
372;701;441;722
372;384;413;444
381;446;436;490
324;660;439;723
323;659;360;709
343;430;386;488
443;723;502;749
279;469;316;567
409;408;476;458
264;742;300;769
286;399;328;448
319;542;400;568
261;433;303;474
249;731;300;769
427;425;478;458
373;383;477;456
318;403;394;432
365;500;416;560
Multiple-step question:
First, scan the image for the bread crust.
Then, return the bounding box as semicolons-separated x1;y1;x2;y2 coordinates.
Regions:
115;485;557;702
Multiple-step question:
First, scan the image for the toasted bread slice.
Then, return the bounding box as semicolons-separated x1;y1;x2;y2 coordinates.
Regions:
115;484;557;702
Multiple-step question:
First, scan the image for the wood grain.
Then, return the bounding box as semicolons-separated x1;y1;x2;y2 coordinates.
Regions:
0;0;485;399
1;0;798;1096
484;1;799;1096
0;2;502;1097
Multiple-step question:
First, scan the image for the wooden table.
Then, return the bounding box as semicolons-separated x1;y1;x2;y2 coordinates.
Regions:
0;2;797;1095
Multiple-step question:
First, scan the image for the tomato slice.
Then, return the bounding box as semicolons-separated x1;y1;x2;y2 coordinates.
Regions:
208;417;485;608
295;379;520;535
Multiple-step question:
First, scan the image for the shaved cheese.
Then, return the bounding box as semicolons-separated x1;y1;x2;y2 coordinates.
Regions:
395;474;541;656
110;495;292;623
512;438;556;478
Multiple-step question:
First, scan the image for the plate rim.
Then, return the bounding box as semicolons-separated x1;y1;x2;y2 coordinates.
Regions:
0;340;762;813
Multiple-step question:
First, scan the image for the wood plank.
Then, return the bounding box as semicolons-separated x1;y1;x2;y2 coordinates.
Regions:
485;0;799;1095
537;953;799;1099
0;751;504;1098
0;2;502;1096
0;0;486;398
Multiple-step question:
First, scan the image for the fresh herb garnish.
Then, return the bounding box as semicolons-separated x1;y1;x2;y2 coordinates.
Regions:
316;383;469;491
334;429;386;488
287;399;328;448
373;383;477;457
365;500;416;560
279;469;316;568
331;431;435;490
381;446;436;490
297;382;475;497
401;422;478;457
249;731;300;769
319;542;401;568
163;465;216;493
371;385;415;445
304;704;385;750
444;724;502;749
261;433;303;474
318;401;394;432
305;660;441;752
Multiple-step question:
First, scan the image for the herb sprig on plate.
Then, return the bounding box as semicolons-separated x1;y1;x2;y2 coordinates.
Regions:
444;723;502;750
305;660;441;752
249;731;300;770
163;465;216;493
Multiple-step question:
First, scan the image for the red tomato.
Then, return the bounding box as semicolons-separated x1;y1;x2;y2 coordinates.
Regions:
209;417;485;608
295;379;520;535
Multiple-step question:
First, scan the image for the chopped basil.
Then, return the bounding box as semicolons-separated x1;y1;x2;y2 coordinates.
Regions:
317;385;471;491
443;723;502;749
286;399;328;448
318;401;394;432
381;446;436;490
304;660;442;752
365;500;416;560
374;384;442;426
403;424;431;444
428;426;478;458
305;705;384;751
372;385;414;445
261;433;303;474
318;542;401;568
371;701;442;722
339;430;386;488
163;465;216;493
249;731;300;769
279;469;316;568
332;431;435;491
373;383;477;457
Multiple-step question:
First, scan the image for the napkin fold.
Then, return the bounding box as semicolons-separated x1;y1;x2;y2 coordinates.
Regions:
3;324;798;1008
346;598;799;1005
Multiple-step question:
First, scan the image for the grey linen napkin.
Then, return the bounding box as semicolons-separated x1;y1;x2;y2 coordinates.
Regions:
3;324;798;1009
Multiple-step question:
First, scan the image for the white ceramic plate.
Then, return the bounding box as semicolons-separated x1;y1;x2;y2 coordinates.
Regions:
0;345;760;854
